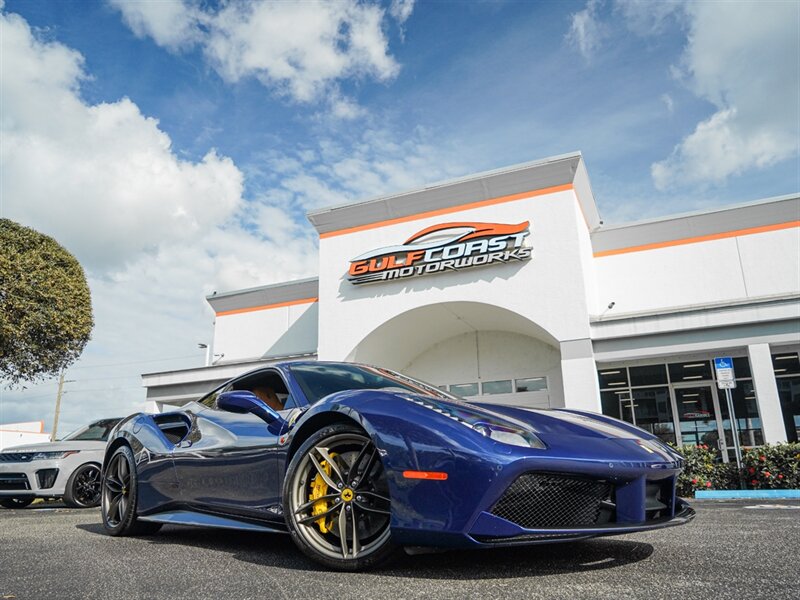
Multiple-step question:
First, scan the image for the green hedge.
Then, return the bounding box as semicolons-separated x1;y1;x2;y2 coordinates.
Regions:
669;442;800;497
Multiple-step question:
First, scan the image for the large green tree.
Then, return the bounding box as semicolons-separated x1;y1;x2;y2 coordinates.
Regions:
0;219;93;386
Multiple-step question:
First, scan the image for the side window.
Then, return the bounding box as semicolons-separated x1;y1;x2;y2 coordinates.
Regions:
231;370;295;412
197;382;233;409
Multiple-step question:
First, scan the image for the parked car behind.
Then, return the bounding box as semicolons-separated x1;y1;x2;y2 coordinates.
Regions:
0;418;121;509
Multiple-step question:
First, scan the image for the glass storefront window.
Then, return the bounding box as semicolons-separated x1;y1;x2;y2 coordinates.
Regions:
732;357;752;379
482;380;512;395
717;381;764;448
450;383;478;397
515;377;547;392
772;352;800;376
630;387;676;444
629;364;668;387
776;376;800;443
675;386;719;447
600;390;622;419
598;368;629;389
668;361;712;383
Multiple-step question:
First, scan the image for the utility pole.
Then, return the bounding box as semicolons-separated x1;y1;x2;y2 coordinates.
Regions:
51;371;65;442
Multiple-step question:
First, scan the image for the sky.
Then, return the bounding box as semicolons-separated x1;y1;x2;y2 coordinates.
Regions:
1;0;798;436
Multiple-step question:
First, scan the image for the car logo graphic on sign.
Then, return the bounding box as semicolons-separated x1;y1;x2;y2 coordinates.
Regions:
346;221;532;285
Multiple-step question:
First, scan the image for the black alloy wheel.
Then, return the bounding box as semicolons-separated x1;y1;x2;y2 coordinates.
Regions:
284;423;399;571
63;463;103;508
0;497;34;509
101;445;161;536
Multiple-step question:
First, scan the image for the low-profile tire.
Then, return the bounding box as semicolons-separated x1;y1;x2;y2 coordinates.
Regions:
63;463;103;508
101;445;161;536
283;423;400;571
0;497;34;509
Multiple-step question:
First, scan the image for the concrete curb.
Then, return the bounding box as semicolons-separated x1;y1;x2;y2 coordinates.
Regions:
695;489;800;499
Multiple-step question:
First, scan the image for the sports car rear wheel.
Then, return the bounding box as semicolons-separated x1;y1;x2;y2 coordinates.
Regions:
284;423;398;571
101;445;161;536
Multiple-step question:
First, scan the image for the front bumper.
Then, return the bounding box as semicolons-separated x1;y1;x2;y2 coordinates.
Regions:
0;448;96;498
0;458;72;498
387;436;692;548
466;498;696;546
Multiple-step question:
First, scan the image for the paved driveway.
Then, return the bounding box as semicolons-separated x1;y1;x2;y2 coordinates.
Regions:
1;500;798;599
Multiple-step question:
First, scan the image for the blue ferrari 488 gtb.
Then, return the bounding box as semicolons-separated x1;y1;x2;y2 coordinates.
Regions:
101;361;694;570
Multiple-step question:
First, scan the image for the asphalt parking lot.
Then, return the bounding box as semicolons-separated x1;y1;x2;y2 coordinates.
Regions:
1;499;798;600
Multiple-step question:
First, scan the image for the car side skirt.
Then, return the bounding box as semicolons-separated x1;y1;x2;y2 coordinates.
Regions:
138;509;288;534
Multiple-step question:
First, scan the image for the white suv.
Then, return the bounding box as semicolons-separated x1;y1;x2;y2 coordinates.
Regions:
0;418;120;509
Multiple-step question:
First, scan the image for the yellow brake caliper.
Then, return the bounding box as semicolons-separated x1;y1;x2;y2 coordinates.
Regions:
310;452;337;533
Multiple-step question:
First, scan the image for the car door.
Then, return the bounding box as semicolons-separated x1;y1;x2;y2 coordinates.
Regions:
172;369;291;521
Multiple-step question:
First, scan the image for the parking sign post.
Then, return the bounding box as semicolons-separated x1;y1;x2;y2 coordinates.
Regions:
714;357;742;470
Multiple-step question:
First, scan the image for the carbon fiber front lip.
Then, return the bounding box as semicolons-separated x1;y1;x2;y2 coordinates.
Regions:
469;503;696;545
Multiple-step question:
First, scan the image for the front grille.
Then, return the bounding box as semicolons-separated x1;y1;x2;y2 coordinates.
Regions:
0;473;31;491
36;468;59;489
490;473;612;529
0;453;35;463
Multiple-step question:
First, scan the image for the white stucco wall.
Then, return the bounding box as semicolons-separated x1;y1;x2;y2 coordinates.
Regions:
595;228;800;315
212;301;319;362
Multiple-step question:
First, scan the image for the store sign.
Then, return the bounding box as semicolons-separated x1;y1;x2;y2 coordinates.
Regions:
684;410;712;420
347;221;532;285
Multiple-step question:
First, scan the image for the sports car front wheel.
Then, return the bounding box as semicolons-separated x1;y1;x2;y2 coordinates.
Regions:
284;423;399;571
101;445;161;536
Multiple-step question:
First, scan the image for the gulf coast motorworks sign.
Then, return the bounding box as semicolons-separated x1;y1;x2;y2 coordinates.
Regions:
346;221;532;285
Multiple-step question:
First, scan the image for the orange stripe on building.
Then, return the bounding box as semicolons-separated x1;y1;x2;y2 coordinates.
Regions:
0;421;45;434
318;183;574;239
215;297;318;317
593;221;800;258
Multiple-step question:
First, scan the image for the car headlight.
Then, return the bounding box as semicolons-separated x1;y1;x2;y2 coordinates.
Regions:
404;396;546;449
473;423;546;449
31;450;80;460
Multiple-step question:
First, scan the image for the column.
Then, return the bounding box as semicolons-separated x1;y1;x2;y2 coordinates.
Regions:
748;343;787;444
560;339;601;412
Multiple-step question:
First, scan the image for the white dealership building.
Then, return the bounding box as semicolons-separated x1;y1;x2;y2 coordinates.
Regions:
143;152;800;458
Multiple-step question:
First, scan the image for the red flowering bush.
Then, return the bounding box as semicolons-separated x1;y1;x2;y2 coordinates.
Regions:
670;442;800;496
741;444;800;490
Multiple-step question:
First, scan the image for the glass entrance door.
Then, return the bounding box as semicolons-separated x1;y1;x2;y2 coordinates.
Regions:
618;387;677;445
674;385;725;451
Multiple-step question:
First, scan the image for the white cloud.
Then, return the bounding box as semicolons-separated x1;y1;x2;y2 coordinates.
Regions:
651;1;799;189
0;7;318;432
390;0;415;24
257;128;465;213
328;94;368;121
109;0;408;107
566;0;607;62
660;93;674;114
613;0;682;36
109;0;203;51
0;9;245;272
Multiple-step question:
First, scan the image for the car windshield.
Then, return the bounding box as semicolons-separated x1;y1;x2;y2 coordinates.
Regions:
290;363;455;405
61;418;121;442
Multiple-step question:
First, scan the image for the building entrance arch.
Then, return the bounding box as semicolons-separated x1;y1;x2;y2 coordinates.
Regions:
345;302;564;407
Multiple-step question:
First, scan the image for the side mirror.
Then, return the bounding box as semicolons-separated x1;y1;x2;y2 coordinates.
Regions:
217;390;287;434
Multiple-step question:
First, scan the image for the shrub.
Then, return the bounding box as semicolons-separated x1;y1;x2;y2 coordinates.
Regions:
670;442;800;496
741;444;800;489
